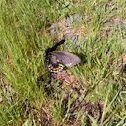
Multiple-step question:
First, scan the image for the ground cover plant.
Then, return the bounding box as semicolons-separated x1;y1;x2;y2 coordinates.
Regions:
0;0;126;125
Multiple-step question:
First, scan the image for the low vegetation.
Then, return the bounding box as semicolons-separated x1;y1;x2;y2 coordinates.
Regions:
0;0;126;125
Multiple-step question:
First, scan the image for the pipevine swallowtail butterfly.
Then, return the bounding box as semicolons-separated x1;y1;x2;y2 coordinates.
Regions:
45;40;81;73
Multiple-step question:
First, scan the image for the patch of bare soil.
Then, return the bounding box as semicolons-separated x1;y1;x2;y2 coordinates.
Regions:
46;14;87;49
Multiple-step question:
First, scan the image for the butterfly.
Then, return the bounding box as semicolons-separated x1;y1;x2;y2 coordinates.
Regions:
45;40;81;73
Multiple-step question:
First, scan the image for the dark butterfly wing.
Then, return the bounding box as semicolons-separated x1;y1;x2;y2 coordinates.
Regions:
45;39;65;56
45;54;64;73
51;51;81;67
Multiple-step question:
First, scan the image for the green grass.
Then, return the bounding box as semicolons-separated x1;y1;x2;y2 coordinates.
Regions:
0;0;126;125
